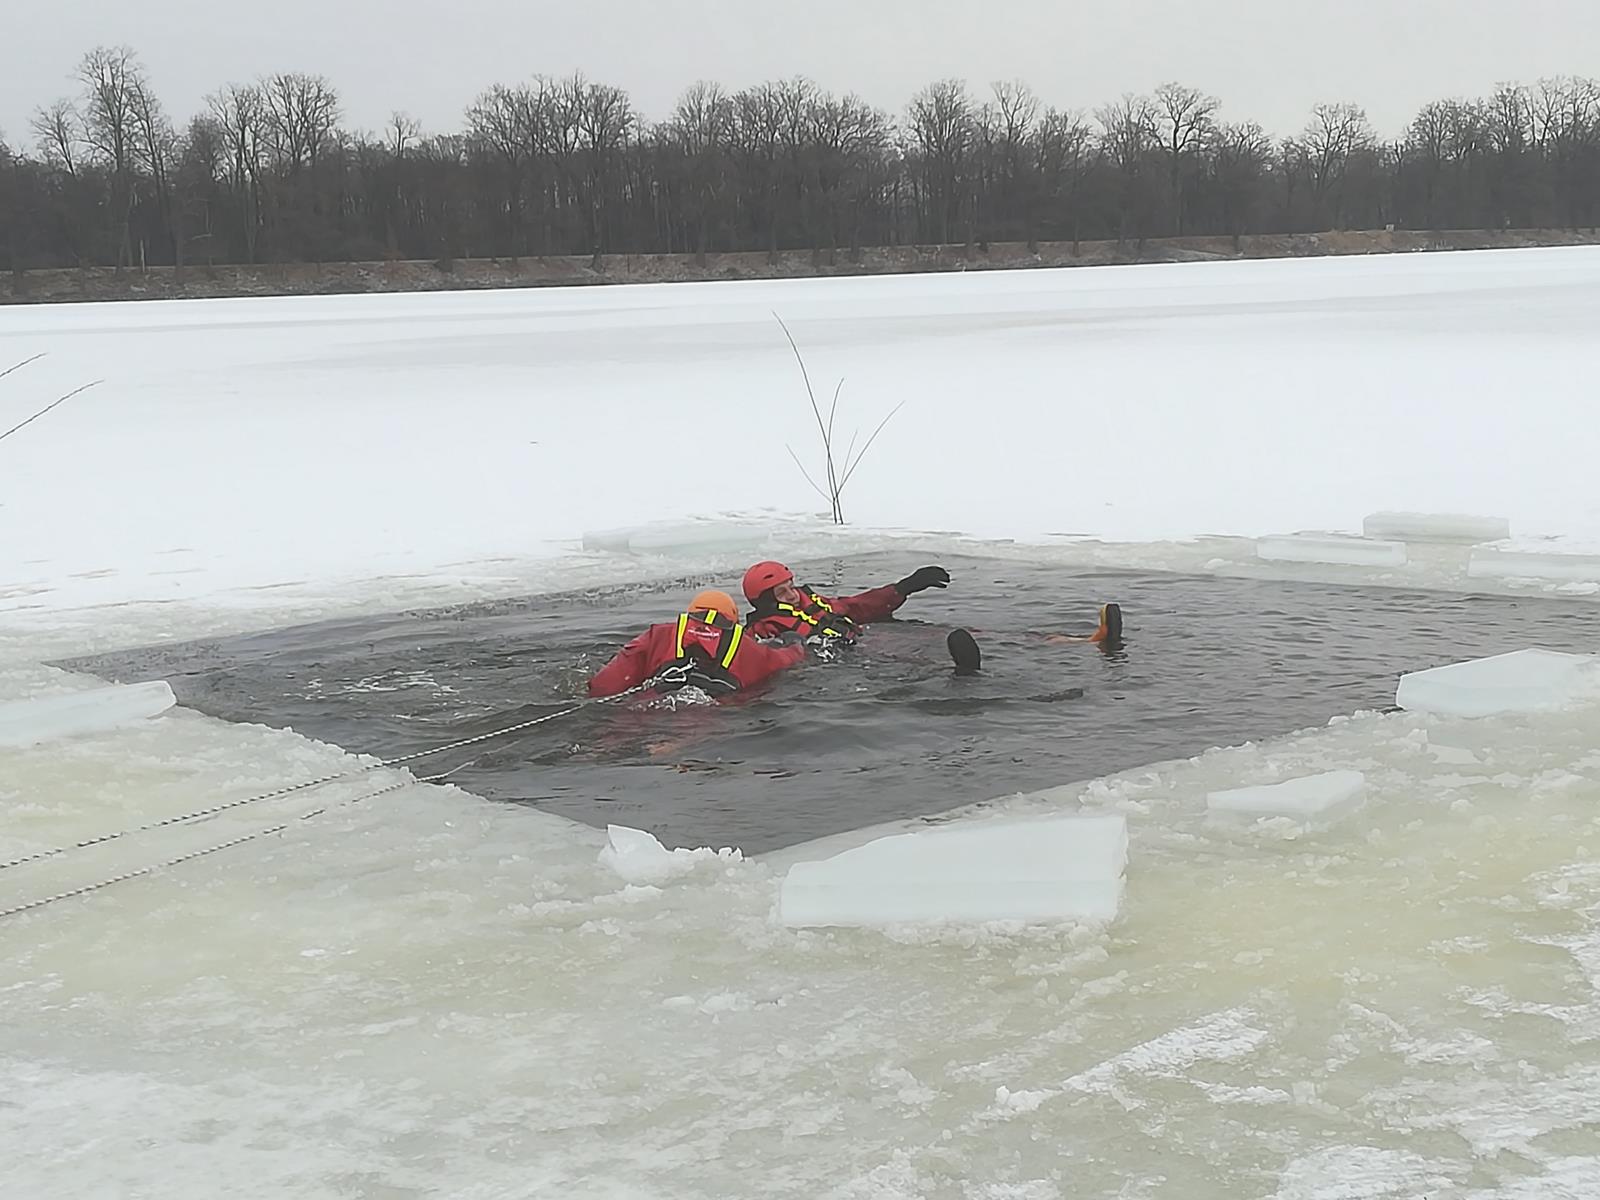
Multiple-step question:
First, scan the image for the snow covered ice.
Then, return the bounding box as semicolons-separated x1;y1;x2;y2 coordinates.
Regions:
1362;510;1512;544
0;679;175;749
1469;540;1600;584
5;248;1600;1198
776;812;1127;927
1206;770;1367;819
1256;533;1408;568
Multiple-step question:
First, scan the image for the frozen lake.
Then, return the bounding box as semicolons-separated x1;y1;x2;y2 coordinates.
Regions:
4;250;1600;1198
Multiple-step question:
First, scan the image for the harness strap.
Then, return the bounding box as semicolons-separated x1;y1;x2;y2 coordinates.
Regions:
777;592;855;638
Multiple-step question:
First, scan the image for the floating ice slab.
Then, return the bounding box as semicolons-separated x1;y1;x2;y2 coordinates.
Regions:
1468;545;1600;583
777;813;1127;928
597;824;740;886
0;680;176;750
1256;534;1407;567
1395;648;1596;717
581;520;771;556
1362;511;1511;544
1207;770;1367;818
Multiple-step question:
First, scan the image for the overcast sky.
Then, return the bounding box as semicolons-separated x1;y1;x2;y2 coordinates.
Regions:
5;0;1597;148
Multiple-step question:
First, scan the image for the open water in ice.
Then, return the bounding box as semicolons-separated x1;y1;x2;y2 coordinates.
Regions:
62;552;1600;851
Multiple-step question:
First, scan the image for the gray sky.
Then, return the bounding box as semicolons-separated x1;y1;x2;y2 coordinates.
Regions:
5;0;1597;148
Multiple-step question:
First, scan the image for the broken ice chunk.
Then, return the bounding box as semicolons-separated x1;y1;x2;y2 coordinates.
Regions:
1395;648;1596;718
1206;770;1366;818
777;814;1127;928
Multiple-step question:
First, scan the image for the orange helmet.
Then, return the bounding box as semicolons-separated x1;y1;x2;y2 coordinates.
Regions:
689;589;739;623
741;560;794;603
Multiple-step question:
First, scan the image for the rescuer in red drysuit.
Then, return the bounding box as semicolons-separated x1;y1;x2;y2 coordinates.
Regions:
740;560;950;642
587;589;807;700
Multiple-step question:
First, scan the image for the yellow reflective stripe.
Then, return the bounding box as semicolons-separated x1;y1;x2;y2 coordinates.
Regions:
674;612;689;658
778;597;847;637
721;623;744;668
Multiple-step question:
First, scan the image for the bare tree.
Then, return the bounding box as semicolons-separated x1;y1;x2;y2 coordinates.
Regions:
387;112;420;159
805;90;889;264
466;82;538;260
177;115;224;266
1209;121;1271;246
1301;102;1375;229
669;81;734;263
31;100;82;174
207;83;266;262
731;82;786;260
906;79;974;245
1484;83;1532;228
128;73;178;269
1150;82;1219;234
260;72;340;174
258;72;341;260
565;74;634;269
1404;100;1452;227
1096;93;1158;244
985;80;1040;247
78;46;145;267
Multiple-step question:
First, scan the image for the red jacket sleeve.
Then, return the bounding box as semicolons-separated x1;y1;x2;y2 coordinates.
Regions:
728;638;806;690
827;583;906;625
588;625;669;697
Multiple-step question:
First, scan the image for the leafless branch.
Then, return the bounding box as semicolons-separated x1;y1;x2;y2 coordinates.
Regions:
0;380;103;445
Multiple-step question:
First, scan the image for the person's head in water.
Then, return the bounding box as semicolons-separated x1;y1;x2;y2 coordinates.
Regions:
689;589;739;623
948;628;982;676
742;561;803;610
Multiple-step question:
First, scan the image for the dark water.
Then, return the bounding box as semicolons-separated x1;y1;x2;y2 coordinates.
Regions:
59;553;1600;852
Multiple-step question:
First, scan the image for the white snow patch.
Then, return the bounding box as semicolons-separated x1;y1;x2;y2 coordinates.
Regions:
1062;1007;1273;1103
1268;1145;1460;1199
1467;1157;1600;1200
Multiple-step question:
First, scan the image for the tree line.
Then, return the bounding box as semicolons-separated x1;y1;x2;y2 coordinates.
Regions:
2;46;1598;276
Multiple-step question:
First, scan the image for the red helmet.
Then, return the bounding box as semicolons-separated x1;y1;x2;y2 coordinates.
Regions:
741;560;794;603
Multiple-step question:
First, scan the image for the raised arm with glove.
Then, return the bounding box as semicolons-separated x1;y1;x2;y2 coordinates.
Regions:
743;560;952;640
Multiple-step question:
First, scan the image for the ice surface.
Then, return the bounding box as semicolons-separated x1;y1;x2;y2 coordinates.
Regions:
7;247;1600;616
7;250;1600;1199
1362;511;1511;543
1395;648;1597;717
776;814;1127;927
0;679;175;749
580;519;776;557
1207;770;1367;818
1469;544;1600;583
1256;534;1408;567
597;824;741;885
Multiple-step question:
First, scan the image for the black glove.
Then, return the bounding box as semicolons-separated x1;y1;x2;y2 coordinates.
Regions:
894;565;950;596
769;631;806;647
